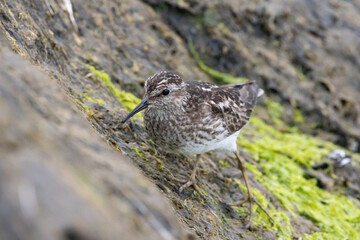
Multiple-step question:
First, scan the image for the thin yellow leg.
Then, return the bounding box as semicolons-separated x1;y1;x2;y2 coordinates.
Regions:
234;151;274;227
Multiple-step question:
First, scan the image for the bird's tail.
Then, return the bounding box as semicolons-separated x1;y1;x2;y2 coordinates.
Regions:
257;88;264;98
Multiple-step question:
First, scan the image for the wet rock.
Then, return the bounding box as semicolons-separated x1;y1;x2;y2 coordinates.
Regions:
291;216;319;238
311;150;360;200
1;0;360;239
0;33;189;240
145;0;360;151
332;158;360;201
328;149;352;168
305;169;334;190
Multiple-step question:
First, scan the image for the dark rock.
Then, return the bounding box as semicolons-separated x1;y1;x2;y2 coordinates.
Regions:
145;0;360;151
0;33;188;240
1;0;360;239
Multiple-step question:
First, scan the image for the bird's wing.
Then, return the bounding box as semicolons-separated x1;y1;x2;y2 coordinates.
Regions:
185;81;262;136
210;82;262;135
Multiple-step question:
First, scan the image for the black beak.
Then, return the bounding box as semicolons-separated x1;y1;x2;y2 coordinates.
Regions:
121;98;148;123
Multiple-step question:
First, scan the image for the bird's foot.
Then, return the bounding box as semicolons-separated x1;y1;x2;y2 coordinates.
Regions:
229;195;274;228
172;175;204;197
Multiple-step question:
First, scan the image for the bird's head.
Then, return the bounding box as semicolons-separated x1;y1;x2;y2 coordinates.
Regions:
121;71;186;123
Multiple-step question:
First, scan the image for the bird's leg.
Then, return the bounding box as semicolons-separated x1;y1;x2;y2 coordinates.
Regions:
172;154;203;196
232;151;273;227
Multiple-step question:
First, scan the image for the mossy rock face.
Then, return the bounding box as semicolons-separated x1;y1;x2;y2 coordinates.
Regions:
238;117;360;239
0;36;188;240
75;64;360;239
146;0;360;152
1;0;360;240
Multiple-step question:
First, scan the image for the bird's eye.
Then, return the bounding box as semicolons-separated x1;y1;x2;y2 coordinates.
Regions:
162;89;170;96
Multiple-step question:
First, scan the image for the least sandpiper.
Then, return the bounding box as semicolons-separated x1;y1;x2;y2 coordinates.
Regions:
122;71;273;225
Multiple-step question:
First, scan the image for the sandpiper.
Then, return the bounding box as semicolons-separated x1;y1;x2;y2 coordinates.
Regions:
121;71;273;225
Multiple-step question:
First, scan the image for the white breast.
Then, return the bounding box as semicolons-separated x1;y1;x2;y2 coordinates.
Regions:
179;130;240;155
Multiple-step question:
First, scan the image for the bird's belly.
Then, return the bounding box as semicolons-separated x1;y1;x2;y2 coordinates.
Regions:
179;130;240;155
145;116;239;155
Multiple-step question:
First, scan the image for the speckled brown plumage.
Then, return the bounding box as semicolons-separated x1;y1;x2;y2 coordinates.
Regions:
121;71;272;226
141;71;261;155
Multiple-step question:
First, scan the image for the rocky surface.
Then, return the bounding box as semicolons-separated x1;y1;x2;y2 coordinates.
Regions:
145;0;360;151
1;0;360;239
0;28;189;240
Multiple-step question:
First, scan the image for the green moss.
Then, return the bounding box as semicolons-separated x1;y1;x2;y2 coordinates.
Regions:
221;214;229;224
154;156;164;172
232;179;293;240
130;146;147;161
218;160;230;169
188;39;247;84
203;8;218;27
84;64;142;119
75;99;94;115
2;25;17;44
215;23;232;36
236;117;360;239
265;99;284;127
83;92;106;105
296;66;306;82
292;109;304;124
200;188;207;197
131;144;165;171
4;27;27;58
231;205;247;218
187;25;359;239
9;35;16;43
208;195;219;207
147;139;155;145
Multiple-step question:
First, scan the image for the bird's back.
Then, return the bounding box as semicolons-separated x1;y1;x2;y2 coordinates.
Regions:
144;80;262;155
185;81;261;135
